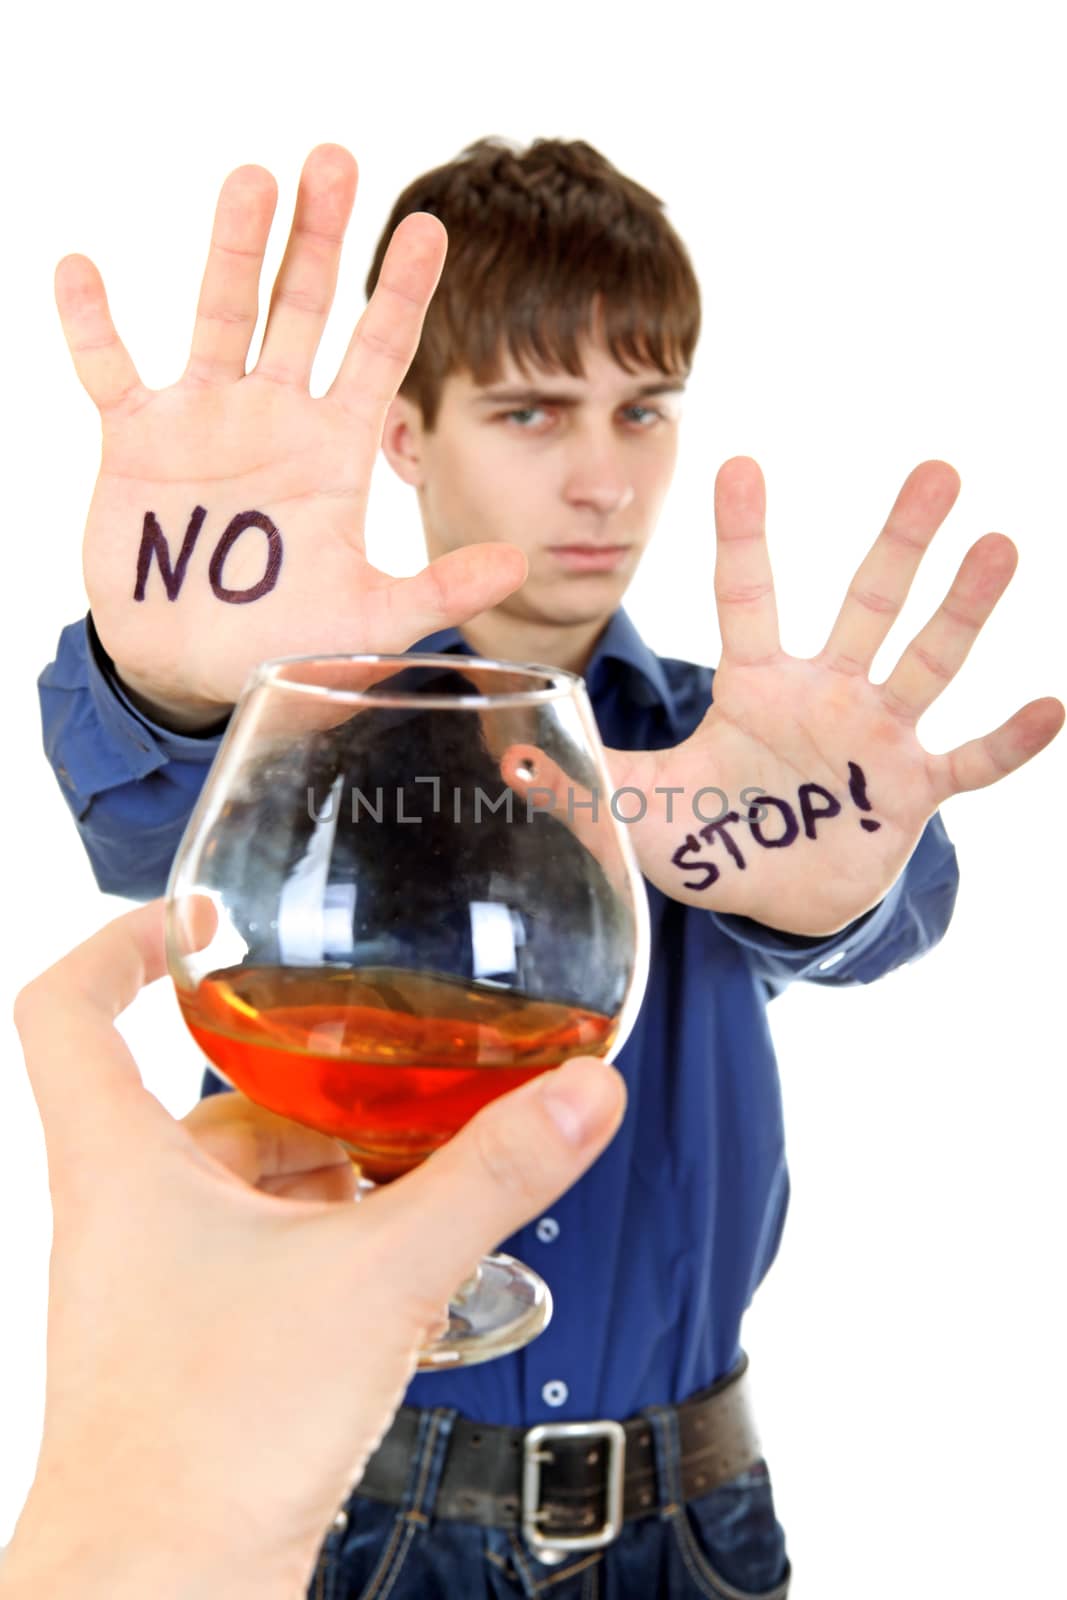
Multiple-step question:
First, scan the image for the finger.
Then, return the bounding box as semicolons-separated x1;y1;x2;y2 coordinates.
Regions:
54;254;145;414
880;533;1017;722
183;1094;355;1194
186;164;278;385
365;543;528;650
256;145;357;388
365;1057;627;1300
713;457;780;664
258;1163;360;1203
821;461;961;675
13;900;168;1140
931;697;1065;804
327;212;447;428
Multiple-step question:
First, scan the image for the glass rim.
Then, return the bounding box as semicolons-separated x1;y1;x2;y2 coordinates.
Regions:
248;652;584;710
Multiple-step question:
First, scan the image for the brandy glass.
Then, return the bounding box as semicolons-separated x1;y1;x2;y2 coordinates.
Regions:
166;654;649;1368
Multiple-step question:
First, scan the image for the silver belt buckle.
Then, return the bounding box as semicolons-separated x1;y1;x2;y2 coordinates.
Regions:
521;1419;626;1560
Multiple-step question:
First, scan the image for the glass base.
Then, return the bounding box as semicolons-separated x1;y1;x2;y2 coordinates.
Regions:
416;1253;553;1369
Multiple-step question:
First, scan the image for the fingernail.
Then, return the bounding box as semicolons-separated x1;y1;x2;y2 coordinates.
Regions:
538;1059;621;1146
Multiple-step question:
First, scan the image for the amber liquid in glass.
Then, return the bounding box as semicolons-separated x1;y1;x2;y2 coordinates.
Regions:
178;965;616;1181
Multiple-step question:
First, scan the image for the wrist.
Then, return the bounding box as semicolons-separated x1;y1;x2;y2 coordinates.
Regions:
116;666;233;734
85;614;232;734
1;1509;313;1600
2;1466;320;1600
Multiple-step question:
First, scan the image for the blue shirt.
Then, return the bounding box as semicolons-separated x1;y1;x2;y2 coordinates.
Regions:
39;612;960;1425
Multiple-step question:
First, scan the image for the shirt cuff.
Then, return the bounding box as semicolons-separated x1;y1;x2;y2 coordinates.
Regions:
710;872;906;975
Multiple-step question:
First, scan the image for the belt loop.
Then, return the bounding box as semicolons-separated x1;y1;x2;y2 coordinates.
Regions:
643;1404;684;1516
400;1406;457;1523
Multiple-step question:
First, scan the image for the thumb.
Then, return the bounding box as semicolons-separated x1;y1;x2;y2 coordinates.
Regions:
371;543;528;647
369;1057;626;1298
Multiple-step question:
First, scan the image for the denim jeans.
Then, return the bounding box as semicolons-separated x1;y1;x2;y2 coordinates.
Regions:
310;1406;791;1599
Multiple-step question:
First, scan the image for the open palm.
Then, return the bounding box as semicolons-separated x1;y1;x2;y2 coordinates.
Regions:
57;146;525;729
620;459;1063;935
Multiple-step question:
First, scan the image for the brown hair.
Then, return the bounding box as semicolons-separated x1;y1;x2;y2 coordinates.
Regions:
365;137;701;428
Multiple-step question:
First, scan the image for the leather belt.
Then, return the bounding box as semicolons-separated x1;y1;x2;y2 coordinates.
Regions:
357;1354;761;1557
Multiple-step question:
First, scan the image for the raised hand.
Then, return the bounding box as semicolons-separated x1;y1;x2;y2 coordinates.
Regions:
55;146;526;730
616;459;1064;936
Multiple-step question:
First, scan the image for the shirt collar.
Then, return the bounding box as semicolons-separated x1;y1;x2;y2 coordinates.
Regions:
412;625;470;656
412;608;679;728
585;609;678;722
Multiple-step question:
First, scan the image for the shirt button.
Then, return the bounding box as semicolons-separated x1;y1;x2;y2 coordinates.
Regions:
542;1380;569;1408
535;1216;560;1244
332;1509;349;1532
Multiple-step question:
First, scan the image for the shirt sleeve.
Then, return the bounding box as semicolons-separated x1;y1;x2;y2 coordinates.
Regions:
37;616;227;900
709;810;960;994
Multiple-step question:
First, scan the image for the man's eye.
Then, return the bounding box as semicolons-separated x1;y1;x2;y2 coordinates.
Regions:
621;404;662;426
503;407;549;427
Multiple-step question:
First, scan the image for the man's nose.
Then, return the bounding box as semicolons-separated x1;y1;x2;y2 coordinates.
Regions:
561;433;636;516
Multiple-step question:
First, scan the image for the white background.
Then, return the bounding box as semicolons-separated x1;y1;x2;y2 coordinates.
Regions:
1;2;1064;1594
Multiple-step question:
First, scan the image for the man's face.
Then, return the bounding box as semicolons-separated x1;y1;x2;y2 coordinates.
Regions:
392;341;685;629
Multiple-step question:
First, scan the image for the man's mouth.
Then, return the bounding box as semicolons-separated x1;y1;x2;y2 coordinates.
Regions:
545;544;632;574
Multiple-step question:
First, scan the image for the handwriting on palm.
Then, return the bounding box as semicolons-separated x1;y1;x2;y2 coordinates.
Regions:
623;459;1063;935
56;146;524;727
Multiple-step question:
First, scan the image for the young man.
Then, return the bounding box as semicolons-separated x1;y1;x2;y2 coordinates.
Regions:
38;140;1062;1597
